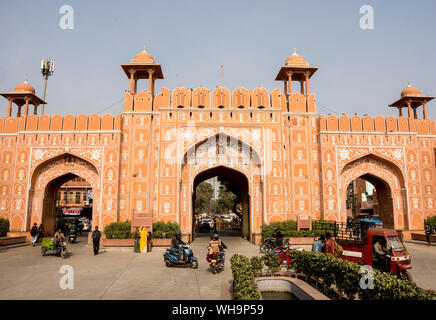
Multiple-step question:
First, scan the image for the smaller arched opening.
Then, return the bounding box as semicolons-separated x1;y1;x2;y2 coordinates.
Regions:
28;153;100;237
41;173;94;237
340;154;408;230
346;174;394;228
192;166;250;240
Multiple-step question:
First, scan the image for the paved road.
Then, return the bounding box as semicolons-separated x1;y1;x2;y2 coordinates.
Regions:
0;234;260;300
404;242;436;290
0;236;434;299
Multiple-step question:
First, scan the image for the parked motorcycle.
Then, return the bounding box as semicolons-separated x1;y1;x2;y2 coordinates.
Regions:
260;237;290;253
41;237;67;258
206;250;225;274
163;243;198;268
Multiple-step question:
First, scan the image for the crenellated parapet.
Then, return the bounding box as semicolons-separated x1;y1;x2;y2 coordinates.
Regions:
319;114;436;135
124;86;312;112
0;113;121;134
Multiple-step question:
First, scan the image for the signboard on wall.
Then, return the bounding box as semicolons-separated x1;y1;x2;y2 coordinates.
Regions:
62;208;81;216
132;211;153;232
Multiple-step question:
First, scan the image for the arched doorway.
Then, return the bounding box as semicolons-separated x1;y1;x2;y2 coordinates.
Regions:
27;154;100;236
346;174;395;228
178;132;263;242
340;155;409;230
192;166;250;239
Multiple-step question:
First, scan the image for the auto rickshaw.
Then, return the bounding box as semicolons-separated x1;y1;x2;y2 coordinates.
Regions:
41;237;67;258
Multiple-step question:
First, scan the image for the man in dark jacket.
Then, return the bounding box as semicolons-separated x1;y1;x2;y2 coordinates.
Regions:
37;224;44;243
171;231;185;261
92;226;101;255
31;223;38;246
425;225;432;246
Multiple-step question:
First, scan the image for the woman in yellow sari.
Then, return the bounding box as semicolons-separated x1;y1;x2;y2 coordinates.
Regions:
139;227;148;253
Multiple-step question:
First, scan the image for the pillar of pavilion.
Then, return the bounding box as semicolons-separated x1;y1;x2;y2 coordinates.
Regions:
389;82;434;120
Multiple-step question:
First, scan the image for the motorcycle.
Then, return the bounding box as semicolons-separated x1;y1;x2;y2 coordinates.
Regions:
260;237;290;253
68;229;77;243
206;250;225;274
163;243;198;268
41;237;67;258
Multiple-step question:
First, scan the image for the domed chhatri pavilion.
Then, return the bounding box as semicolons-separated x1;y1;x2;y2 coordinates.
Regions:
0;47;435;243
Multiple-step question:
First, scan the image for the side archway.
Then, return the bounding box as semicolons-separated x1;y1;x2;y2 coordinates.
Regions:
339;155;409;230
27;154;100;236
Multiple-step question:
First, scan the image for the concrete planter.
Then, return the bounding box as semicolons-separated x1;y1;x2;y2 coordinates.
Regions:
102;239;134;247
0;236;27;246
286;237;314;245
151;238;171;247
411;232;436;243
255;276;330;300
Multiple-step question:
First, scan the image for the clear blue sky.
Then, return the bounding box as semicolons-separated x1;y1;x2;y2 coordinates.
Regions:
0;0;435;119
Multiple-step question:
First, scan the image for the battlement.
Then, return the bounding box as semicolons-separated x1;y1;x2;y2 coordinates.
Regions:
124;87;315;113
319;114;436;135
0;113;121;134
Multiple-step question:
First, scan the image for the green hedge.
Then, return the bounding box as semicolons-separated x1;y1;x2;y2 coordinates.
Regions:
261;220;336;238
288;250;436;300
0;218;10;237
230;254;260;300
152;221;180;239
104;220;132;239
425;215;436;230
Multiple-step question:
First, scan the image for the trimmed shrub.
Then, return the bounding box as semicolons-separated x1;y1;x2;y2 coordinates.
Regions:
0;218;10;237
261;253;281;273
104;220;132;239
425;215;436;230
231;254;260;300
288;250;436;300
250;256;263;274
261;220;337;238
152;221;180;239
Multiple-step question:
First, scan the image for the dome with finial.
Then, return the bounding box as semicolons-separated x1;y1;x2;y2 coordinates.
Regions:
285;48;309;66
13;77;35;94
401;82;421;97
131;45;154;64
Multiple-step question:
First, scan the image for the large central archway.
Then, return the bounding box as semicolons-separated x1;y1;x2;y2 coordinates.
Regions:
178;132;264;242
192;166;250;238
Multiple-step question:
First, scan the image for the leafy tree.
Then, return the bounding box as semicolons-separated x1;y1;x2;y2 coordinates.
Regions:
217;182;237;214
218;177;241;217
194;182;214;215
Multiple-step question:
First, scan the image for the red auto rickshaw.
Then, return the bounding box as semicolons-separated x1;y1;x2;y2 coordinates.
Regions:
315;221;412;281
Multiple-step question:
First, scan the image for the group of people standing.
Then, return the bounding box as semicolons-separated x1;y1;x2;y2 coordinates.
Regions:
133;227;152;253
30;223;44;246
311;232;341;257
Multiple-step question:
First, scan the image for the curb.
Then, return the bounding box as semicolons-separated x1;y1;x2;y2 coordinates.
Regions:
404;239;436;247
0;243;30;251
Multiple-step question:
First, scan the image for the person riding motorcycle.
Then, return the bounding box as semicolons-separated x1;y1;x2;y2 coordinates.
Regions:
54;229;66;250
208;233;227;266
171;231;186;262
273;226;283;248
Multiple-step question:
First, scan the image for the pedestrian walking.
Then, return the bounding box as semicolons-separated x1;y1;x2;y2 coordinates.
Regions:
425;225;432;246
213;217;217;233
92;226;101;255
37;224;44;243
30;223;38;246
